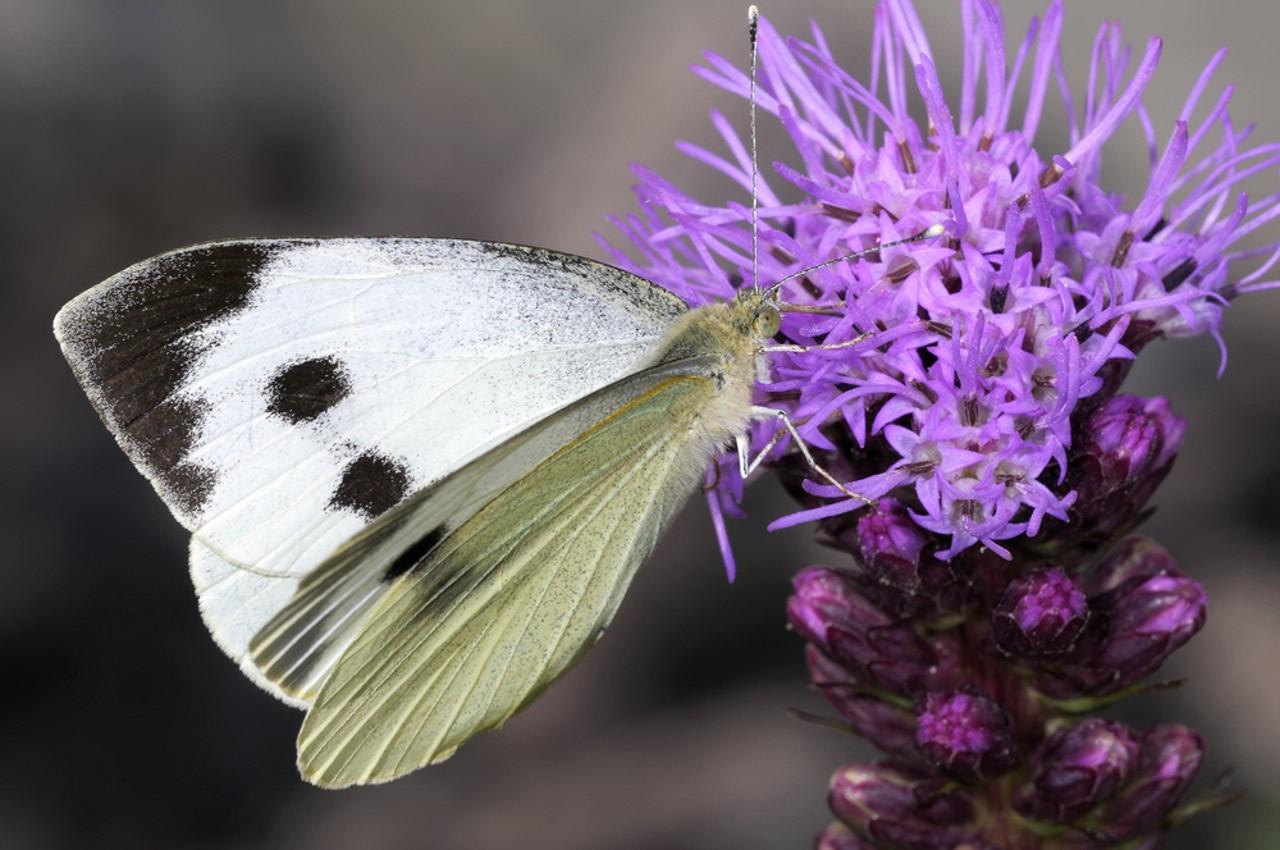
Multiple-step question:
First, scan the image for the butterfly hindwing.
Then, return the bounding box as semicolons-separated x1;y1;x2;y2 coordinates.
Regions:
248;355;718;704
293;369;719;787
189;539;308;706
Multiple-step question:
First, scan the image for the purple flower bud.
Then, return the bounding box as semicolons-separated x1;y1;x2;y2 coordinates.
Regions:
789;567;884;650
828;764;975;850
1093;725;1205;841
1038;545;1207;698
992;567;1089;657
1088;396;1184;484
807;646;921;763
1086;537;1177;595
1069;395;1186;537
789;567;963;696
915;691;1018;779
1015;719;1141;823
1091;572;1207;682
847;499;971;618
858;499;929;565
815;822;878;850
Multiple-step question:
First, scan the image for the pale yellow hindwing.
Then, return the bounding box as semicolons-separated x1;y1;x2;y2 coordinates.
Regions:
296;374;716;788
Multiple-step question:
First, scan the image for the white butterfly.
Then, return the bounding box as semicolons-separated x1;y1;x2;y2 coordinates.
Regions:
54;236;859;785
56;222;944;786
55;226;942;786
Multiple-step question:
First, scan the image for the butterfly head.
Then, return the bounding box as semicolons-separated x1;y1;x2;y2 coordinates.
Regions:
732;288;781;342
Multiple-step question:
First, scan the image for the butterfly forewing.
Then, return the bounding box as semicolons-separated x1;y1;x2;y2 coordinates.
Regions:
54;238;684;577
294;371;720;788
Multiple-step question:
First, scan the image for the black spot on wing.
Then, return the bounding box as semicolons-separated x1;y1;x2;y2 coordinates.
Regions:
329;451;411;519
382;525;446;583
59;241;307;516
266;356;351;423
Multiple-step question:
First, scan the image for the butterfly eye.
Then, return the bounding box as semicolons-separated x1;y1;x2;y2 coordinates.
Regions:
753;306;781;338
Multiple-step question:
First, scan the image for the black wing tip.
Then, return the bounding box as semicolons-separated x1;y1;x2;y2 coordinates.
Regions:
53;238;319;522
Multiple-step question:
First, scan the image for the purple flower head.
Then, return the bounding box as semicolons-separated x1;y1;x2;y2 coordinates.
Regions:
1090;570;1207;681
991;566;1088;657
915;690;1018;779
1082;396;1185;481
602;2;1280;563
1016;718;1141;823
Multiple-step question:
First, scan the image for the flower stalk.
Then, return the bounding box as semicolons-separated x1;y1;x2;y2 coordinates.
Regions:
605;2;1277;846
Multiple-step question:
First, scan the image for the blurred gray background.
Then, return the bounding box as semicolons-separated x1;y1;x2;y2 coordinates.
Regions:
2;1;1278;848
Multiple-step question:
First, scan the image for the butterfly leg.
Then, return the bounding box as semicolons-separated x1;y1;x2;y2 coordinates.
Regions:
735;426;787;480
743;406;874;505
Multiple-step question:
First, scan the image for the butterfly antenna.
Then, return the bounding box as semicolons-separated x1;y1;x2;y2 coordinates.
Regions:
768;223;946;301
747;5;761;290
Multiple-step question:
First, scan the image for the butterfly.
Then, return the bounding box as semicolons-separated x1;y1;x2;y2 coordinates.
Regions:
53;226;943;787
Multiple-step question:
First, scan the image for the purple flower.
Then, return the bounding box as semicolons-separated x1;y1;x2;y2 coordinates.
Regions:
602;1;1279;561
991;566;1089;657
788;566;874;649
914;690;1018;779
1016;719;1141;823
1089;570;1206;687
603;3;1272;845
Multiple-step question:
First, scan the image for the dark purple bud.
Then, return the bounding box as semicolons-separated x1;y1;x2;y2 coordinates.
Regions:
1082;396;1184;492
1038;545;1206;698
815;822;878;850
826;621;964;697
1015;719;1140;823
1069;395;1185;536
807;646;921;762
789;567;887;650
790;567;963;696
992;567;1089;657
1093;725;1204;841
1086;537;1177;595
829;764;975;850
857;498;928;566
915;690;1018;779
847;499;971;618
1091;571;1206;685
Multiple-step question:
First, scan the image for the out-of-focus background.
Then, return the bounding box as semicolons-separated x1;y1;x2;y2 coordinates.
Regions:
2;1;1277;848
